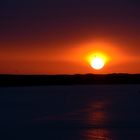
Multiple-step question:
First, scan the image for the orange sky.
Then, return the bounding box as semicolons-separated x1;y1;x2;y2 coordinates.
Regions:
0;39;140;74
0;0;139;74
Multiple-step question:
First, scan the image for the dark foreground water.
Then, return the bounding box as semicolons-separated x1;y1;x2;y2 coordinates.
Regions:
0;85;140;140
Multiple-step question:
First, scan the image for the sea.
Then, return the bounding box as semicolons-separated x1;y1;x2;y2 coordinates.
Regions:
0;85;140;140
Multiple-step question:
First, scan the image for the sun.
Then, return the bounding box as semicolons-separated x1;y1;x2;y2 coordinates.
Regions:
86;52;108;70
90;57;105;70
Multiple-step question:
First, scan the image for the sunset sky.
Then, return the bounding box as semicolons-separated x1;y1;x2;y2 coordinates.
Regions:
0;0;140;74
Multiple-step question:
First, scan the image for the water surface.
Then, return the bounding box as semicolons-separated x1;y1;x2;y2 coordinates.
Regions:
0;85;140;139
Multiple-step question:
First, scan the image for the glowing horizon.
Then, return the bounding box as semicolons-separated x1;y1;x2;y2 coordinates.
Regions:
0;39;139;74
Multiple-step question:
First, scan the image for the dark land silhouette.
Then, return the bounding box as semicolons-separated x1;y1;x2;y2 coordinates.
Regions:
0;74;140;86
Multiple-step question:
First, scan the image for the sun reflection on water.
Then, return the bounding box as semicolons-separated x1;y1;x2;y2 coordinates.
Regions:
84;129;111;140
88;101;108;126
83;100;112;140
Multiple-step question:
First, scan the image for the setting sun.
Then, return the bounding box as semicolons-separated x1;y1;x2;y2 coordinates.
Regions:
91;57;105;70
86;52;109;71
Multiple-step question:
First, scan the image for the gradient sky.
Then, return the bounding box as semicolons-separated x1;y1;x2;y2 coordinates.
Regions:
0;0;140;74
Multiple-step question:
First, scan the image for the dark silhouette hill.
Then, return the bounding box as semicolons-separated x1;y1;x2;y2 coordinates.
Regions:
0;74;140;86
